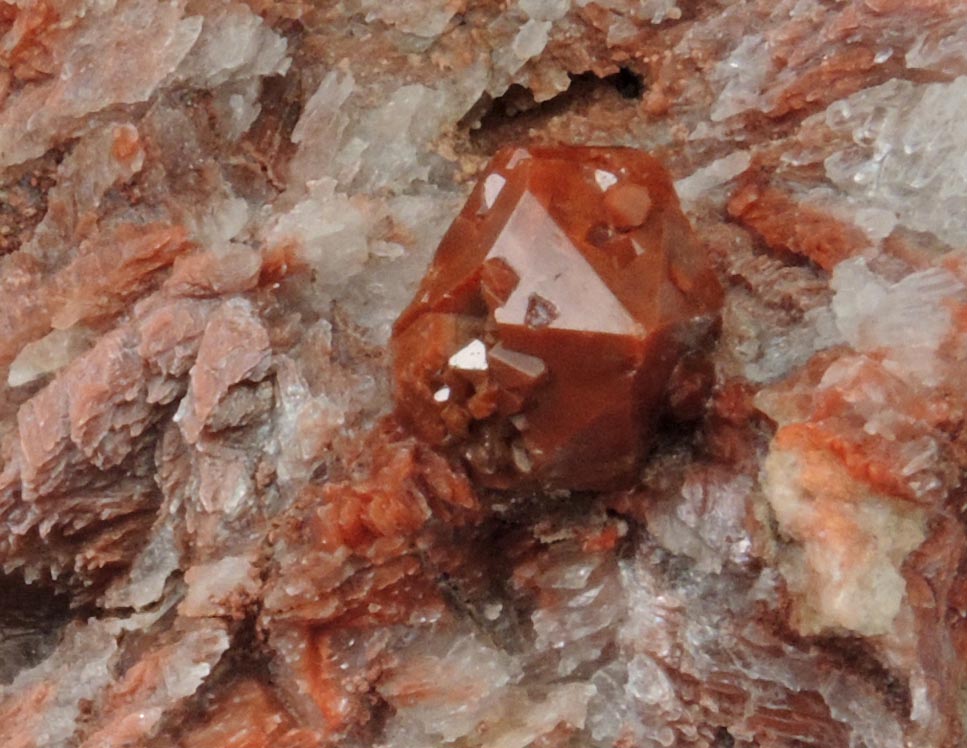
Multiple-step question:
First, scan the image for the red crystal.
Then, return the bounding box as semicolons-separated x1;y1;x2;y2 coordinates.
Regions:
392;145;723;491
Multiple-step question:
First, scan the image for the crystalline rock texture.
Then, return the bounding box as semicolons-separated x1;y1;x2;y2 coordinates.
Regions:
2;2;967;748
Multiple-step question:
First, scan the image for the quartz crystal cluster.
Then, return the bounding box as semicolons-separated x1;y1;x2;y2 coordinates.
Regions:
392;145;722;490
2;2;967;748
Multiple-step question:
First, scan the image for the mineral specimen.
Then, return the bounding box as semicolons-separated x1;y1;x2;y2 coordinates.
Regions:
3;2;967;748
392;146;722;491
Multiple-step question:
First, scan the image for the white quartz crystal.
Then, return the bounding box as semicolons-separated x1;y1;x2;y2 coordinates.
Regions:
360;0;459;37
831;258;965;386
710;33;772;122
289;70;357;194
512;19;552;61
101;520;180;609
264;178;371;285
378;630;518;742
824;76;967;248
0;0;202;167
8;328;94;388
520;0;571;22
675;151;751;205
574;0;680;24
173;2;290;88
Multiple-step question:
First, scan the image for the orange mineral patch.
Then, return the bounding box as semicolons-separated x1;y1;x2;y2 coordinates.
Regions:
392;145;722;491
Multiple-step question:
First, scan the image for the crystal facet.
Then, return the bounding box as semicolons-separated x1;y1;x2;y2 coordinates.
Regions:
392;146;723;491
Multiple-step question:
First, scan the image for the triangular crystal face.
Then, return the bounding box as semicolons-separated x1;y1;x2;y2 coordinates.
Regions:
486;189;640;336
392;145;722;491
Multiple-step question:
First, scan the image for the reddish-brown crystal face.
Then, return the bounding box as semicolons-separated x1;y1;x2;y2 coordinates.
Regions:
392;145;722;491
